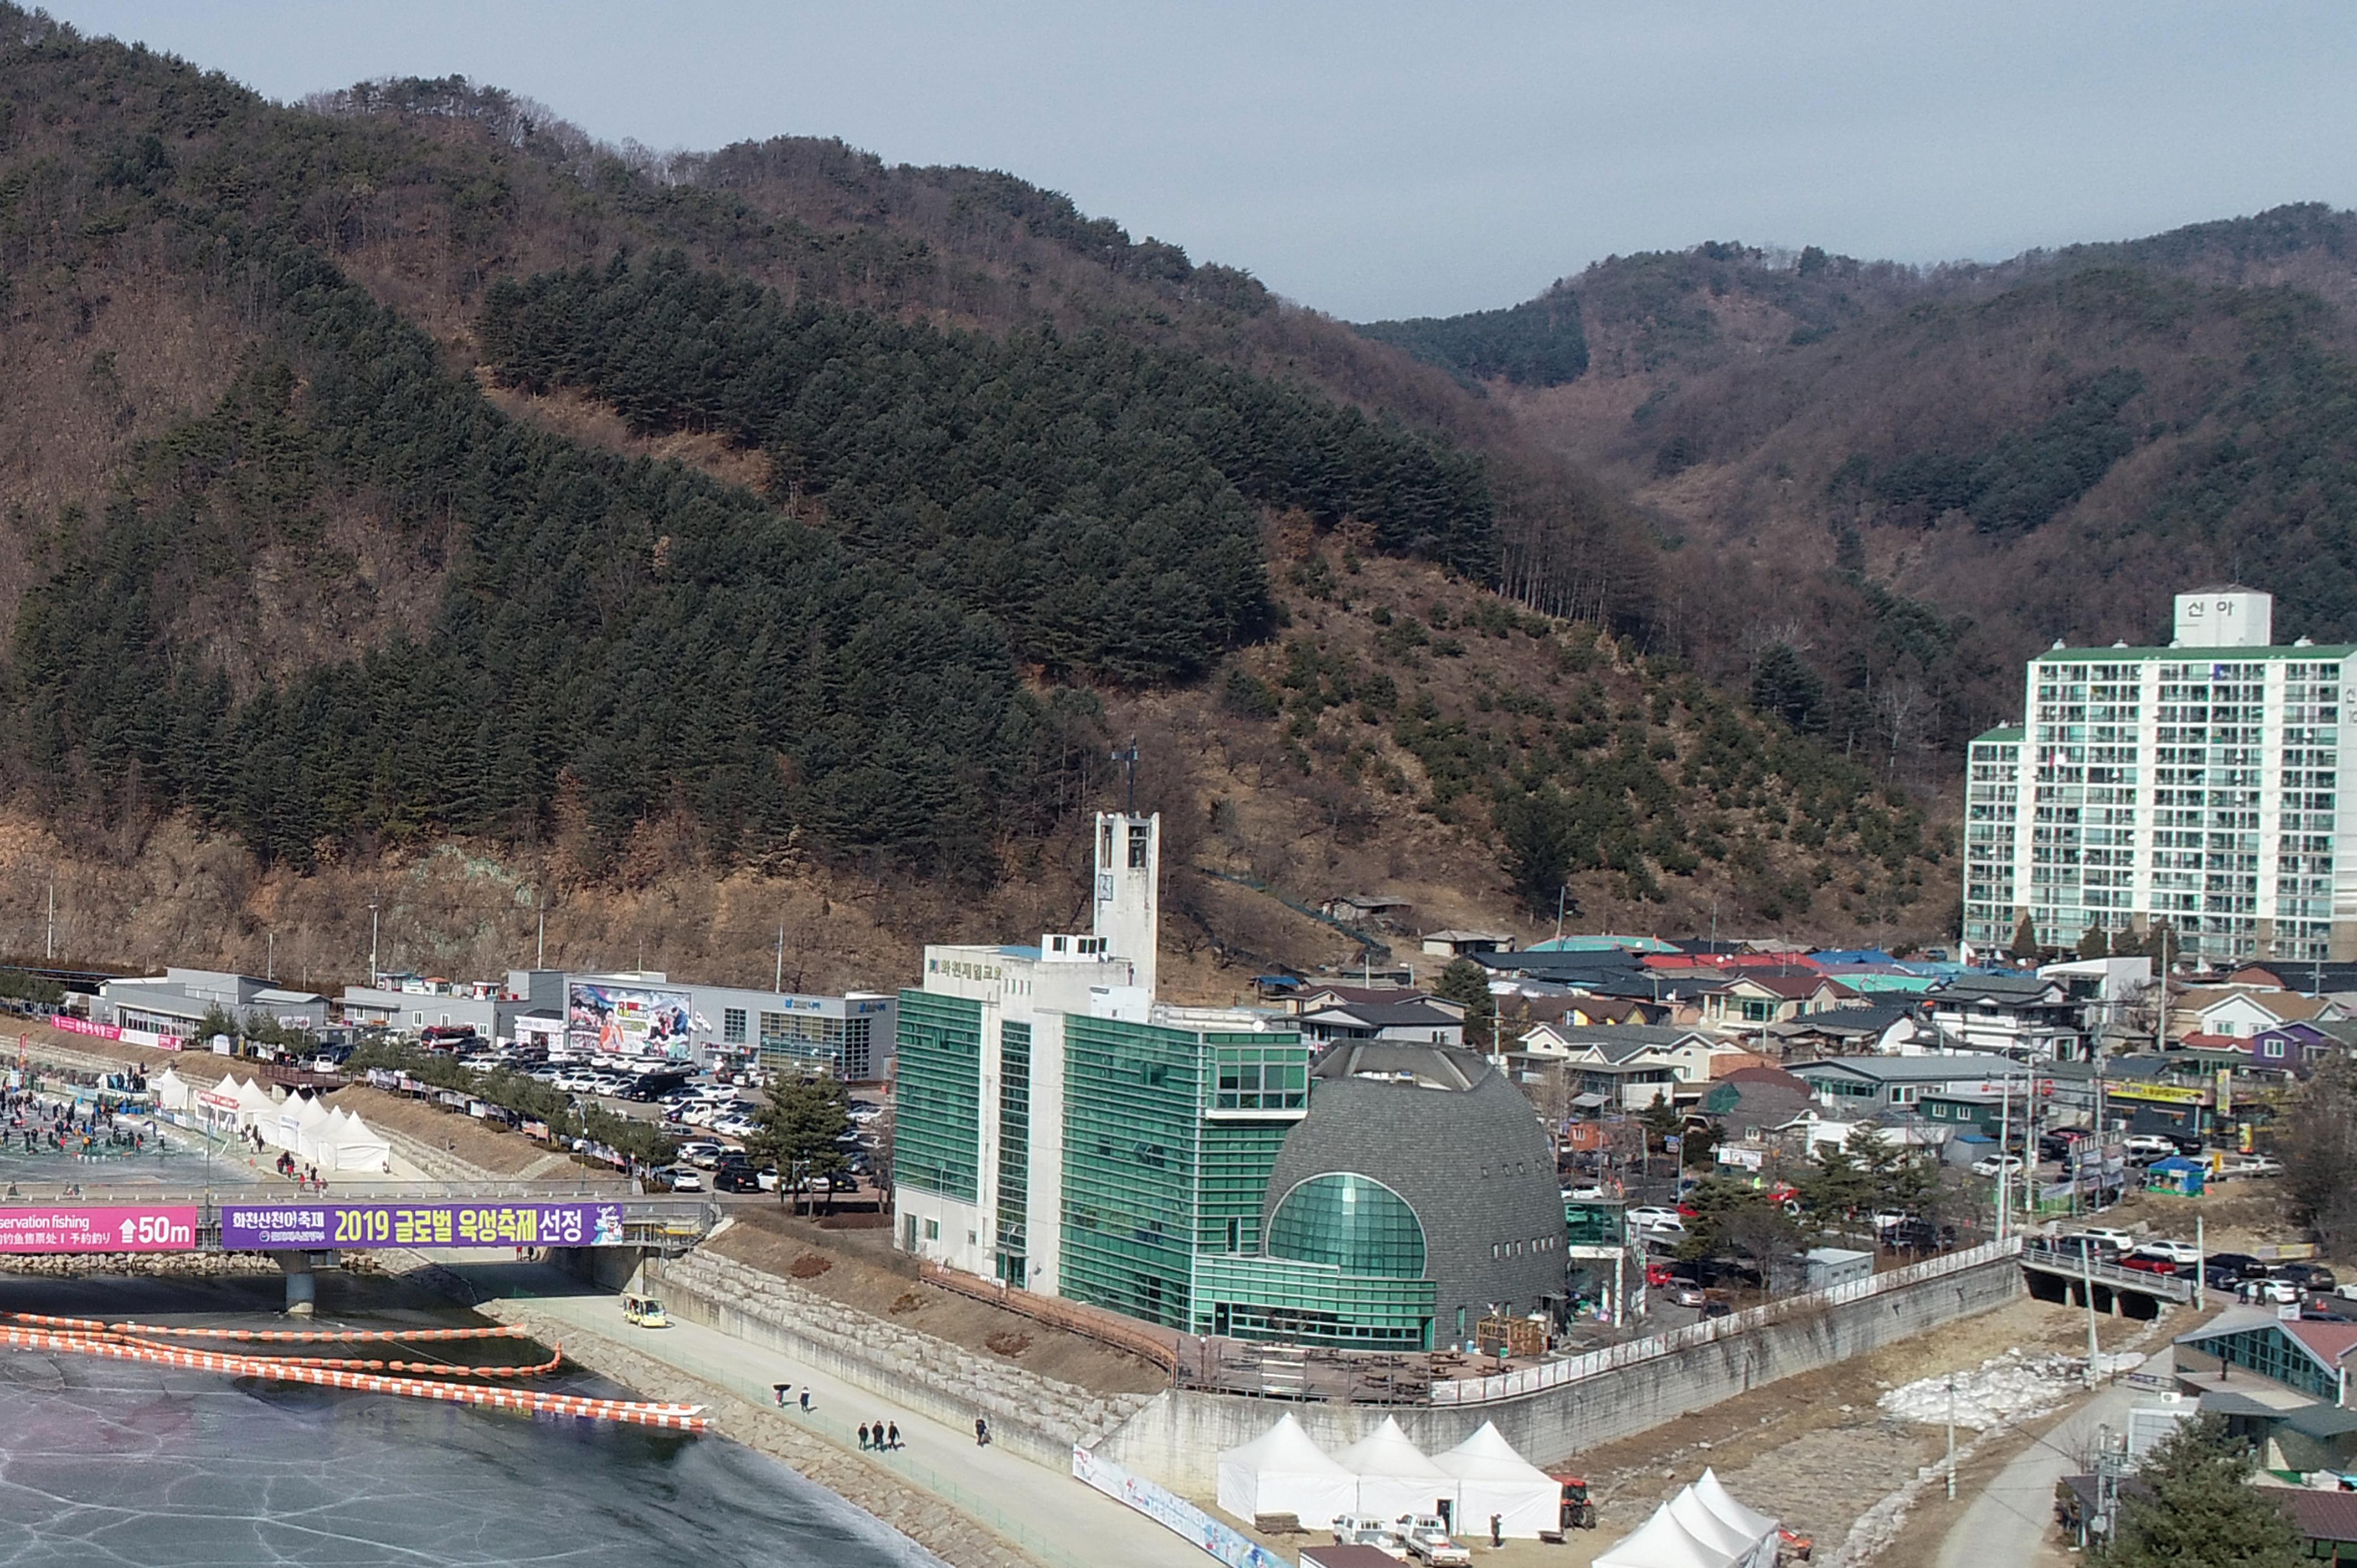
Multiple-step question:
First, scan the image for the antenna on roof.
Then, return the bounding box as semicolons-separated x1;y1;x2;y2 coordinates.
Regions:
1110;736;1139;814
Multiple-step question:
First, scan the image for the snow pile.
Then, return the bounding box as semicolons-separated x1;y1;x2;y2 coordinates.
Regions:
1877;1349;2146;1431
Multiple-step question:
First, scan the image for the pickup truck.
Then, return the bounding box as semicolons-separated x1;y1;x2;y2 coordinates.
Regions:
1394;1515;1471;1566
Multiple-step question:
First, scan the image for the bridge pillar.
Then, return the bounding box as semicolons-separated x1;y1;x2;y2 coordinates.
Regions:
274;1251;324;1316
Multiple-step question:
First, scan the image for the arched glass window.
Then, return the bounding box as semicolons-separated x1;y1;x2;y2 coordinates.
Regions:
1267;1173;1425;1277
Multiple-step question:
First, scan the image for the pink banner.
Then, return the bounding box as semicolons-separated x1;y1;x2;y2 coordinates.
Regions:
48;1015;183;1052
0;1205;200;1252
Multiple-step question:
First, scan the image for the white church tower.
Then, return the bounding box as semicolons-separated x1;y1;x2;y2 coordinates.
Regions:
1093;811;1159;999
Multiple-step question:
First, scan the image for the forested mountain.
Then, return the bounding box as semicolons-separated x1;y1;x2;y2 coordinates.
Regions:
1358;208;2357;784
0;4;1954;979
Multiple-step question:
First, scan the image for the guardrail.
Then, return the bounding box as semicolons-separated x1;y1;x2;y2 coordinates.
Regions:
1429;1236;2024;1405
2019;1241;2196;1302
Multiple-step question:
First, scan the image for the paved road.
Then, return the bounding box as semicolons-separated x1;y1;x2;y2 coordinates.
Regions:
442;1258;1207;1568
1934;1377;2147;1568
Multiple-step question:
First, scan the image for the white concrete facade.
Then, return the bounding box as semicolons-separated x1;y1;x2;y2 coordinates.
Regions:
1963;589;2357;967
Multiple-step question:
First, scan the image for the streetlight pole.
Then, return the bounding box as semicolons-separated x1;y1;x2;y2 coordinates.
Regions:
366;902;380;984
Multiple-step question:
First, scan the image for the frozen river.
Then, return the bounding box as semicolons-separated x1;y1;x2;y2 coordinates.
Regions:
0;1275;938;1567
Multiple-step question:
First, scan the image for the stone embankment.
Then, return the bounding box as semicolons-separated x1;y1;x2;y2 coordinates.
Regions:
649;1246;1155;1466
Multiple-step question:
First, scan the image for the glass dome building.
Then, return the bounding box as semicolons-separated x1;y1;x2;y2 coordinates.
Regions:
1190;1041;1567;1350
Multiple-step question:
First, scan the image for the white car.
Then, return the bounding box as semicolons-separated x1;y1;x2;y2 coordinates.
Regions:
2221;1157;2286;1178
1394;1515;1470;1567
660;1166;706;1193
2241;1277;2300;1305
2130;1239;2203;1266
1970;1154;2024;1178
2122;1135;2181;1161
1627;1205;1682;1231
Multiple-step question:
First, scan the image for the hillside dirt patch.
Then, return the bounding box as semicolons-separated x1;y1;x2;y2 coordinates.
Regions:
1550;1290;2175;1565
706;1205;1169;1395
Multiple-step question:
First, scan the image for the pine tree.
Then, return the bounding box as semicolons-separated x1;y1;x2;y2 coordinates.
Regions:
1434;958;1498;1039
2078;925;2110;961
2010;912;2041;962
2097;1413;2302;1567
748;1074;853;1215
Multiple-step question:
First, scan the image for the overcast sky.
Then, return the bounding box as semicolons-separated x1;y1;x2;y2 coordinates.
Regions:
45;1;2357;320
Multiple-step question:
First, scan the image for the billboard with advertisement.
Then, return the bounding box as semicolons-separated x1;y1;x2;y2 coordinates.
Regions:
567;981;693;1058
0;1205;199;1252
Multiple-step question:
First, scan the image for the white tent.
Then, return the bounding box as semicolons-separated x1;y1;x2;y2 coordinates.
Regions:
231;1076;279;1137
1692;1469;1778;1546
290;1095;336;1163
151;1069;193;1115
1333;1416;1452;1522
1432;1422;1561;1540
317;1108;393;1175
1216;1414;1357;1530
1668;1489;1763;1565
1593;1501;1737;1568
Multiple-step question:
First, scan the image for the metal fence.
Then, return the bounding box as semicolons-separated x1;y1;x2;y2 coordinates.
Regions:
1429;1235;2024;1405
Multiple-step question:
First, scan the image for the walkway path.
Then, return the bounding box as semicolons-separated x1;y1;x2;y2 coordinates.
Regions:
441;1257;1205;1568
1934;1376;2144;1568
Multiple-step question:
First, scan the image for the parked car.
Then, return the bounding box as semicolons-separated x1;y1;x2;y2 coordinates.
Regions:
2120;1252;2183;1276
1970;1154;2025;1178
1394;1515;1470;1567
2130;1239;2202;1266
2219;1156;2286;1178
657;1166;706;1193
713;1167;763;1194
1331;1516;1409;1560
2241;1277;2301;1305
2049;1234;2124;1264
1644;1262;1677;1288
2076;1226;2139;1251
2121;1135;2180;1163
2277;1262;2339;1291
1626;1206;1681;1231
1670;1285;1710;1308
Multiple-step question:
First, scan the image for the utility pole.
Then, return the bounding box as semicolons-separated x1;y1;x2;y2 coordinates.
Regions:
1555;885;1568;946
2081;1240;2102;1388
366;901;379;984
1996;1069;2012;1243
266;931;274;982
775;924;785;994
1944;1376;1957;1499
536;908;545;970
44;877;54;962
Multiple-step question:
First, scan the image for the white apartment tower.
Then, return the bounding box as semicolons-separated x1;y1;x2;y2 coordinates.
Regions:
1963;586;2357;966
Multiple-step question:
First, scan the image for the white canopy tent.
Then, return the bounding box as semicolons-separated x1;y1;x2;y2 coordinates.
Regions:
150;1069;193;1115
232;1076;279;1137
1593;1502;1737;1568
318;1108;393;1175
1594;1475;1779;1568
1333;1416;1452;1521
1216;1414;1357;1530
1692;1469;1777;1543
1432;1421;1561;1539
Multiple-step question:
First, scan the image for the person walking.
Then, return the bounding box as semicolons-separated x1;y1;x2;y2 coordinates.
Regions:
772;1383;790;1408
973;1416;990;1447
886;1422;900;1451
799;1389;811;1412
857;1423;871;1450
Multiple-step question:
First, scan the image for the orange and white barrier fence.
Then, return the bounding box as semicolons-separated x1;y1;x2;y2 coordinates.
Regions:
0;1317;703;1431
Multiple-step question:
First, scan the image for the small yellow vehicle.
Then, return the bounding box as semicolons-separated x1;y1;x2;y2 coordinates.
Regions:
621;1292;671;1328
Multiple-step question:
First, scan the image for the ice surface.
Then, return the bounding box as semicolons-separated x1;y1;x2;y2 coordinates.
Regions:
1876;1349;2147;1431
0;1349;943;1566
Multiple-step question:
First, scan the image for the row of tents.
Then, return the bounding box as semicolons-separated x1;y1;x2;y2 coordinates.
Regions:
151;1070;394;1175
1596;1472;1783;1568
1216;1415;1564;1539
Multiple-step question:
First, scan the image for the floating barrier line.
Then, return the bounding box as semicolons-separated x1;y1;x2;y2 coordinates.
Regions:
0;1324;701;1430
113;1337;565;1379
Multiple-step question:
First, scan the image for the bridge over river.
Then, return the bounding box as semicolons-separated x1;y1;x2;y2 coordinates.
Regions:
0;1183;721;1309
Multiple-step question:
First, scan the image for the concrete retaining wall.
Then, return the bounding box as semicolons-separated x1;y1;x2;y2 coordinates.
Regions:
644;1247;1154;1471
1098;1251;2024;1490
